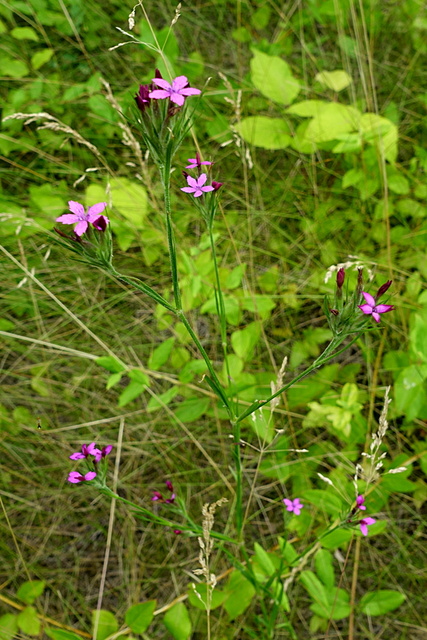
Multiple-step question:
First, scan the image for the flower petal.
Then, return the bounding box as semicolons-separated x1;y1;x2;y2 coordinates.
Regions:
181;187;196;193
360;523;368;536
171;75;189;91
358;304;373;315
84;471;97;481
361;292;376;307
201;186;215;192
87;202;107;220
180;87;201;96
372;312;381;323
69;452;85;460
169;93;185;106
56;214;79;224
74;220;88;236
364;517;376;526
151;78;172;91
68;472;83;483
197;173;207;187
187;176;198;188
375;304;394;314
148;89;170;100
68;201;85;217
193;189;204;197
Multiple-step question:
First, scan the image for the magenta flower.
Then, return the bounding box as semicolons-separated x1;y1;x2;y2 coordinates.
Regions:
211;181;223;192
93;445;113;463
181;173;215;198
376;280;392;299
56;201;108;237
358;292;394;323
152;480;176;504
283;498;304;516
68;471;97;484
69;442;101;460
359;517;376;536
149;76;201;107
186;153;212;169
356;495;367;511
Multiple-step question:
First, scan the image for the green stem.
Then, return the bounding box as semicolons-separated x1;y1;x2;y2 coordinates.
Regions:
161;152;182;311
110;270;176;313
232;419;243;539
235;333;361;424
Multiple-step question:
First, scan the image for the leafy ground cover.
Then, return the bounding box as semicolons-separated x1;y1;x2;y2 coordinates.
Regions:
1;0;427;638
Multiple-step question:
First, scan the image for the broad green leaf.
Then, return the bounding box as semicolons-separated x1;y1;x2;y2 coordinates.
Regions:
222;354;243;380
300;571;329;606
241;294;276;316
86;180;148;230
0;614;18;640
315;70;352;92
92;610;118;640
254;542;276;576
223;571;256;619
163;603;192;640
235;116;291;150
17;581;46;604
332;133;362;153
302;489;343;516
342;169;364;189
147;386;179;412
359;590;406;616
88;95;119;122
0;55;29;78
106;372;123;389
46;630;82;640
231;322;261;360
31;48;54;69
359;113;398;163
410;315;427;362
286;100;328;117
387;170;409;195
187;584;227;610
148;337;175;370
128;369;150;384
11;26;39;40
125;601;156;634
315;550;334;589
304;104;361;143
118;381;146;407
175;397;210;422
311;588;351;620
320;528;353;549
96;356;126;373
250;50;300;105
17;607;40;636
394;364;427;420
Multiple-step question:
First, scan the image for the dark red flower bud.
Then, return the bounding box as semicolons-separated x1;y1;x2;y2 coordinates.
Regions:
135;84;151;113
330;309;339;316
376;280;392;300
212;181;223;191
92;216;108;232
154;68;163;79
173;529;182;535
165;480;174;492
182;170;189;179
336;268;345;289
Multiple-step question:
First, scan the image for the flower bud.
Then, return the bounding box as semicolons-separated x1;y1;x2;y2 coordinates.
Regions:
212;181;223;191
376;280;392;300
336;268;345;289
330;309;339;316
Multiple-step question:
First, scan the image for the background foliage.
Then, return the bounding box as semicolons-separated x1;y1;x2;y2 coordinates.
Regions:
1;0;427;638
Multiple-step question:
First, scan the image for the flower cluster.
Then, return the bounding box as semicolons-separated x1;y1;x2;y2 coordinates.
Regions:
67;442;112;484
56;201;109;237
352;495;376;536
152;480;176;504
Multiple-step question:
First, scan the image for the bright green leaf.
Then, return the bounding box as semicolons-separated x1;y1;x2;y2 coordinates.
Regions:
302;489;343;516
223;571;256;619
250;50;300;105
17;607;40;636
315;70;352;92
0;614;18;640
148;337;175;370
96;356;126;373
359;590;406;616
92;610;118;640
125;601;156;634
175;397;210;422
11;27;39;40
235;116;291;150
31;48;54;69
17;581;46;604
163;603;192;640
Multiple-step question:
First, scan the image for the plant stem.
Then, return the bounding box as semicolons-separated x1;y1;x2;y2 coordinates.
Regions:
161;152;182;311
235;333;361;424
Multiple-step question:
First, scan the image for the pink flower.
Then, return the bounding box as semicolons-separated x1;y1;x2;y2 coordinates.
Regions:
149;76;201;107
56;201;108;237
151;480;175;504
359;517;376;536
356;495;367;511
358;292;394;323
181;173;215;198
93;445;113;462
68;471;97;484
283;498;304;516
186;153;212;169
69;442;101;460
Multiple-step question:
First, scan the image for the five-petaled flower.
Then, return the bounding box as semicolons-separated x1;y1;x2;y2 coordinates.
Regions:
149;76;201;107
283;498;304;516
356;495;367;511
68;471;97;484
358;292;394;323
181;173;215;198
56;201;109;237
93;445;113;462
186;153;212;169
69;442;100;460
359;517;376;536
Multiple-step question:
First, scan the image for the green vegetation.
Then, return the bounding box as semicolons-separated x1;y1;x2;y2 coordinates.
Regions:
1;0;427;638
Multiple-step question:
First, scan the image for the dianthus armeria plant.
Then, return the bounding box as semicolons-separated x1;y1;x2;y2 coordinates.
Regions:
44;59;409;637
